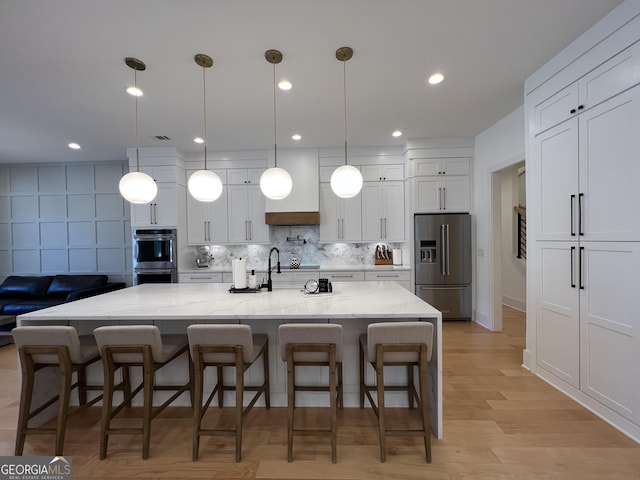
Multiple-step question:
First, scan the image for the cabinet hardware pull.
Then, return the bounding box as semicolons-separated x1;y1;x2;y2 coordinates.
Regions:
570;108;577;114
341;219;344;239
332;275;353;278
578;193;584;236
384;218;387;238
438;187;442;210
578;105;584;110
380;218;383;238
579;246;585;290
443;187;446;210
570;246;576;288
570;195;576;236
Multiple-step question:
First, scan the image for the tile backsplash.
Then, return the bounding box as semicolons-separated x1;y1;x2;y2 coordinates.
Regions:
184;225;406;270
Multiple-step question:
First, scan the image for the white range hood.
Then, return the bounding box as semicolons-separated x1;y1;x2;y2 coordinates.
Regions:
265;149;319;225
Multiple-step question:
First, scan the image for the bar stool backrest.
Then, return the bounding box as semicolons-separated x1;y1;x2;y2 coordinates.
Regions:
187;324;254;363
12;326;83;364
367;322;434;363
94;325;164;363
278;324;343;362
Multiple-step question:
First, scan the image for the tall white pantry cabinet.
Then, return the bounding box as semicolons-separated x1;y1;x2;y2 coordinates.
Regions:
526;2;640;441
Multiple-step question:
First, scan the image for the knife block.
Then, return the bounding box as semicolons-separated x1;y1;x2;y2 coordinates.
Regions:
375;256;393;266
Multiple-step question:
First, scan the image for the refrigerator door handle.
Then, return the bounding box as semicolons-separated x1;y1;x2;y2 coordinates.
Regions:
446;224;451;275
440;224;446;275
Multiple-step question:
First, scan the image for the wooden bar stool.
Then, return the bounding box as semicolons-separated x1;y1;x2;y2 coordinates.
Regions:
12;325;105;456
278;323;343;463
359;321;434;463
187;324;270;462
93;325;193;460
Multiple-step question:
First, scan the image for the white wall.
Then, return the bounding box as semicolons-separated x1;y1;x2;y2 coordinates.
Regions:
473;105;525;330
500;164;526;311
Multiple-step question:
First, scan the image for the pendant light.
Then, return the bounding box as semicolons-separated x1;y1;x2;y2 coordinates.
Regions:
119;57;158;204
188;54;223;202
330;47;363;199
260;49;292;200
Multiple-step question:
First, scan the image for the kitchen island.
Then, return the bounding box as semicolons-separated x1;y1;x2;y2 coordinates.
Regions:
18;281;443;437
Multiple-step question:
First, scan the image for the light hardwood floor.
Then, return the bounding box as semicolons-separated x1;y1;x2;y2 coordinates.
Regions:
1;307;639;479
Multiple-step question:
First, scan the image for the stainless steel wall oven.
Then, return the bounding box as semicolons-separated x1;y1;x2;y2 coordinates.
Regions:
132;228;177;285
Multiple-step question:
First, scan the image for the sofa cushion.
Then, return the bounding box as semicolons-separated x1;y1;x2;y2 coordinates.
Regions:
47;275;108;296
0;276;53;298
3;299;64;316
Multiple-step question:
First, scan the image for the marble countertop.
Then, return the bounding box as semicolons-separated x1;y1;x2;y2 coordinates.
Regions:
18;281;439;322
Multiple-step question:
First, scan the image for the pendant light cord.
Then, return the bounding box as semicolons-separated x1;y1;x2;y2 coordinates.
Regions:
202;65;208;170
134;67;140;172
343;57;348;166
272;61;278;168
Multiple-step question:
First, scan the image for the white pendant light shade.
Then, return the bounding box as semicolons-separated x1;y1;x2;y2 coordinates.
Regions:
188;169;223;202
330;164;363;198
119;171;158;204
260;167;292;200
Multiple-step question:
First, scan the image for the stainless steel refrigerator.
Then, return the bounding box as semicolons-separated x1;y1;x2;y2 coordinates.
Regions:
414;213;471;320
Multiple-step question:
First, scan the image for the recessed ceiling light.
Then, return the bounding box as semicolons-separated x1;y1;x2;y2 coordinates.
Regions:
68;142;81;150
126;86;143;96
392;130;403;137
278;80;292;91
428;73;444;85
291;134;301;141
194;137;204;144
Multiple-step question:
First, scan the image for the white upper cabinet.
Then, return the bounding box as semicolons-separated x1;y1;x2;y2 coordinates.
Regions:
227;184;268;244
361;181;404;241
360;164;404;182
130;165;182;227
186;189;229;245
413;158;470;213
534;85;640;241
532;41;640;135
227;168;264;185
319;183;361;242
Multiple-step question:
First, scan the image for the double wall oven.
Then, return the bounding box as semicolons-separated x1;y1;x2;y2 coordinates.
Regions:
132;228;177;285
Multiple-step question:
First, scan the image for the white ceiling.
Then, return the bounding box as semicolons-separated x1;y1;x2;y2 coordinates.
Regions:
0;0;623;164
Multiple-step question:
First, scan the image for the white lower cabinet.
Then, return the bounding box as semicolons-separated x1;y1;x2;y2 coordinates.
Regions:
536;241;640;424
364;270;411;291
179;272;223;283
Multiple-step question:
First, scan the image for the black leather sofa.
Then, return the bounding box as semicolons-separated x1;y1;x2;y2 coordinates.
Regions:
0;275;126;316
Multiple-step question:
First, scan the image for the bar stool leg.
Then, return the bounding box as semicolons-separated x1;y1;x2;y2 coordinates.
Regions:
216;366;224;408
15;354;35;455
263;342;271;408
77;366;87;406
359;341;365;408
100;355;115;460
234;363;244;462
419;351;432;463
192;356;204;461
329;349;337;464
122;365;132;407
142;358;154;460
338;363;344;410
407;365;415;408
375;345;387;463
286;348;294;462
55;361;73;456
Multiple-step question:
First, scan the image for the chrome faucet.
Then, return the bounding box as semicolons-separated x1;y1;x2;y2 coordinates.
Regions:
264;247;281;292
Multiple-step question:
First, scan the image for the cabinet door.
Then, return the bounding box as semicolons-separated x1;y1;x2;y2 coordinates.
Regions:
414;159;441;176
341;195;362;242
441;176;470;213
361;182;382;241
579;86;640;241
227;185;249;243
533;119;579;240
382;181;404;241
441;158;470;176
319;183;340;242
207;190;229;244
579;242;640;424
533;83;579;135
186;193;208;244
153;184;178;226
415;177;441;212
536;241;580;388
247;185;268;243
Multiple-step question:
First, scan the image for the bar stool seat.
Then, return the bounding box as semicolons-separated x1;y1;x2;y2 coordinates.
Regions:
359;321;434;463
93;325;193;460
187;324;270;462
12;325;105;456
278;323;343;463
